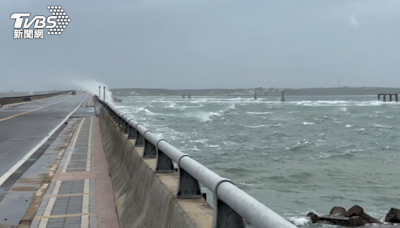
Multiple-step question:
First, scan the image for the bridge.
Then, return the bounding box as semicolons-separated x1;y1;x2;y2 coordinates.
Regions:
377;93;398;102
0;91;296;228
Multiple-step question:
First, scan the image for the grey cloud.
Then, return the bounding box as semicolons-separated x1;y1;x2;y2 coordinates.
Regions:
1;0;399;92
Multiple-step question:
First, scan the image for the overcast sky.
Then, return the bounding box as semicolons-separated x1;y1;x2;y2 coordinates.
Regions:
1;0;399;91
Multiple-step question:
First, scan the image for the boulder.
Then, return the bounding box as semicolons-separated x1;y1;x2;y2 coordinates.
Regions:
306;212;319;223
385;208;400;223
346;205;382;224
319;215;366;227
306;205;381;227
330;206;347;217
307;213;365;227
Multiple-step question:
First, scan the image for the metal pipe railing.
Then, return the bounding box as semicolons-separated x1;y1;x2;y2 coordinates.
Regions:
95;96;297;228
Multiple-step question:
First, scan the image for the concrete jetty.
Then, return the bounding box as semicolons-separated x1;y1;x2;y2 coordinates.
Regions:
0;91;296;228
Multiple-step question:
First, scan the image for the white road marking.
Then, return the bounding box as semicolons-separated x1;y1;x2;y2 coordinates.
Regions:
81;117;93;227
38;180;62;228
86;117;93;172
81;179;90;228
61;118;84;173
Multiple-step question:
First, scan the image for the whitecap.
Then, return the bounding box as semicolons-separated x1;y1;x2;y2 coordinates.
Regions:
287;216;310;226
243;124;267;129
136;107;156;115
188;111;221;122
246;111;272;115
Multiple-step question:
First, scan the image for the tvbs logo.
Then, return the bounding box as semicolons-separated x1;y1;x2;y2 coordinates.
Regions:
10;6;71;39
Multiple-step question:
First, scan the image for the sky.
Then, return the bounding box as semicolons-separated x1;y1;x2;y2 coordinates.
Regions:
0;0;400;91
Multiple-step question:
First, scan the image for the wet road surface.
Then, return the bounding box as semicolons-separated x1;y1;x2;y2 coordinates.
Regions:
0;93;87;182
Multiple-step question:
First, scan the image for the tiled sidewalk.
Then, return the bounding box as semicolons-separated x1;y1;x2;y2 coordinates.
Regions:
29;117;119;228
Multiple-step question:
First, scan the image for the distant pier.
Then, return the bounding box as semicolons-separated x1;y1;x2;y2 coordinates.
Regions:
378;93;398;102
182;94;191;98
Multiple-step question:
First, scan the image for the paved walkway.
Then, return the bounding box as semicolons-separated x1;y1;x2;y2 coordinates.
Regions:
29;116;119;228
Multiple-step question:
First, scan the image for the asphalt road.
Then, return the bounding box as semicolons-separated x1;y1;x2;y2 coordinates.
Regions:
0;93;87;178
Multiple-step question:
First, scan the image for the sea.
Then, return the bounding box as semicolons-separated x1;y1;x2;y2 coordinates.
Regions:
111;95;400;227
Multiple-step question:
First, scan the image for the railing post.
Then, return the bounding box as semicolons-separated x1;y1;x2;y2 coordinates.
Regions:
143;130;156;158
135;124;145;146
176;155;201;199
118;116;122;128
212;199;246;228
124;119;130;133
122;117;128;132
119;114;129;132
128;124;136;139
212;180;245;228
155;139;174;173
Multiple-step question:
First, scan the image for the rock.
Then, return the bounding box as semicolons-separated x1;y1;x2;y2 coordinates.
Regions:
307;212;366;227
385;208;400;223
330;206;347;217
320;215;366;227
306;205;382;227
306;212;320;223
346;205;363;217
346;205;382;224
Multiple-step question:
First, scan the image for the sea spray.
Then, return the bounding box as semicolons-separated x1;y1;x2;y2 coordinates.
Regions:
67;78;114;104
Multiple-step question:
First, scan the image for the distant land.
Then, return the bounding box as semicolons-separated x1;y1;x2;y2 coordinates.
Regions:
109;87;400;97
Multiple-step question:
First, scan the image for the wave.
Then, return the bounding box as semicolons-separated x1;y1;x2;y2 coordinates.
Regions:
189;139;209;144
317;149;364;159
241;124;267;129
372;124;393;129
246;111;272;115
166;102;176;108
136;107;157;115
285;139;316;151
187;111;221;122
287;216;310;226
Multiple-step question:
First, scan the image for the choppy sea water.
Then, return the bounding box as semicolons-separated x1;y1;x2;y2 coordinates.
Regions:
112;95;400;227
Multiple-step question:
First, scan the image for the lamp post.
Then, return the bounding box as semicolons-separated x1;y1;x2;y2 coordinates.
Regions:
103;86;106;101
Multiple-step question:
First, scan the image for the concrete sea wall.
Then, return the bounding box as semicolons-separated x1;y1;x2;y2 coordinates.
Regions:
97;104;213;228
0;91;73;106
